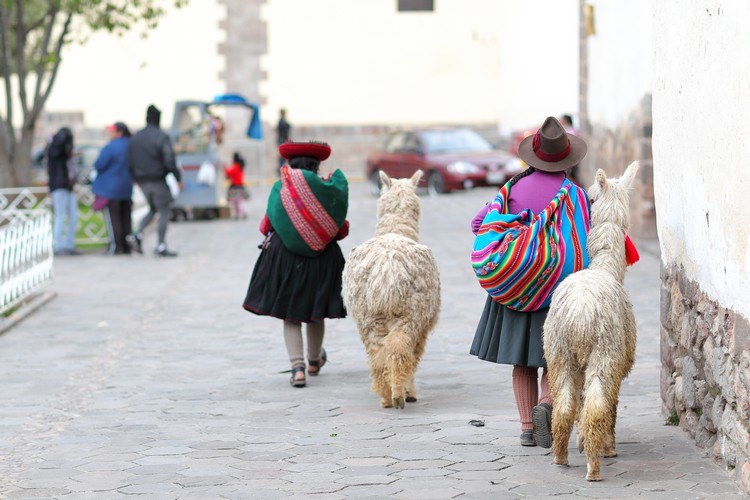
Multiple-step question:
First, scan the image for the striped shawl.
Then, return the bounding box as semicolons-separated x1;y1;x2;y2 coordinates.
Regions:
471;178;590;311
267;166;348;257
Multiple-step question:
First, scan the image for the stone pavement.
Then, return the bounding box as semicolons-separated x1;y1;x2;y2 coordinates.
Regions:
0;181;745;499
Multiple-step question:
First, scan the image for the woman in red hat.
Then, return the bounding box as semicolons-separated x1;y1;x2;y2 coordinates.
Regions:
469;117;591;448
243;141;350;388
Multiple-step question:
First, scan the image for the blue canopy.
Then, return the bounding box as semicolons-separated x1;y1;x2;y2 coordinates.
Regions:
212;94;262;140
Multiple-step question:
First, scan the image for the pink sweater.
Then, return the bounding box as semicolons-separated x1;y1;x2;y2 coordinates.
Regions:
471;170;567;235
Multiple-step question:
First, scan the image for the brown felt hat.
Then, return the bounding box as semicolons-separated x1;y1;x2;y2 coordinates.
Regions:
517;116;587;172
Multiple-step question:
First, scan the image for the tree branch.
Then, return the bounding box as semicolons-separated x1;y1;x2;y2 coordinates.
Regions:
0;3;16;155
13;0;28;117
24;12;48;35
30;4;58;124
34;12;72;124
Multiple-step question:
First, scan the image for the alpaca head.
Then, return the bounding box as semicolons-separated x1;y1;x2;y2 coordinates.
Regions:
376;170;422;239
587;161;640;230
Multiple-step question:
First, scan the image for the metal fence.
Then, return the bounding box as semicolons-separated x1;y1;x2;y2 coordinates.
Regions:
0;186;109;245
0;210;53;314
0;185;107;314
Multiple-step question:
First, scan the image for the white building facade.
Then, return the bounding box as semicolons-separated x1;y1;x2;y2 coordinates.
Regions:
654;1;750;492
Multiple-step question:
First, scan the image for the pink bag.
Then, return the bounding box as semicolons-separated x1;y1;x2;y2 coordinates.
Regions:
92;195;109;211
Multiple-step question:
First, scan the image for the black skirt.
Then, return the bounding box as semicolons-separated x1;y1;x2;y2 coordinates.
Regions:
243;232;346;322
469;296;549;368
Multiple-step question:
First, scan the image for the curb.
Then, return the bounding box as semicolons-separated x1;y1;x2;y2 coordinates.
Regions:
0;290;58;335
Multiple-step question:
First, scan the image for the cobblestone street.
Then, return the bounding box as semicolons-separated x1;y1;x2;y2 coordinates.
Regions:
0;181;744;499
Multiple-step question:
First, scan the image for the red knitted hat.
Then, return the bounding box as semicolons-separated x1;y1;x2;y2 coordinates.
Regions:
279;141;331;161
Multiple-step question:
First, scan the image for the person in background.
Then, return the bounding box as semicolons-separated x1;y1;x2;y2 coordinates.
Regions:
47;127;80;256
127;104;183;257
276;108;291;175
560;114;582;185
469;116;590;448
93;122;134;255
243;141;349;388
224;152;248;220
560;114;578;135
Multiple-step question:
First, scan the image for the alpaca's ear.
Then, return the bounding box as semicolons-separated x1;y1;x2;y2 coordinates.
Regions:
410;170;423;187
619;161;640;191
595;169;608;191
379;170;392;190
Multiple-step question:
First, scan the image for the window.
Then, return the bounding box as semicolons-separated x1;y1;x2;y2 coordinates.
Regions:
403;133;422;154
398;0;434;12
385;133;406;153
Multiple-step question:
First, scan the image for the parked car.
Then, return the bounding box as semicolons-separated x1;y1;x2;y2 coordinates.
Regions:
366;127;522;196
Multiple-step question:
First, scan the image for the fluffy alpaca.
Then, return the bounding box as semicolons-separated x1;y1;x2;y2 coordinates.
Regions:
342;170;441;409
543;161;640;481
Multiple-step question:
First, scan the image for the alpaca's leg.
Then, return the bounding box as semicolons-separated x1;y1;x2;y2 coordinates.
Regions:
371;345;394;408
602;387;619;458
384;325;417;409
549;359;581;466
405;377;417;403
405;328;429;403
580;365;622;481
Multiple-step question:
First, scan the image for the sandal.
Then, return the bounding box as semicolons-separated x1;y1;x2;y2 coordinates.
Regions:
289;366;306;388
307;349;327;376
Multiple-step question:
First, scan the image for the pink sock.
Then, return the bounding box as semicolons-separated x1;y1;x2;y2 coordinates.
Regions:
539;368;552;406
512;365;538;431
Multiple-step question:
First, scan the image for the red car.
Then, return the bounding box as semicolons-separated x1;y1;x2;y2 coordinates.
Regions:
366;127;522;196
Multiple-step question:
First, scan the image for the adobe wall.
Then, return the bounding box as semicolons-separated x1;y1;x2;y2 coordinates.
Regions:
654;2;750;493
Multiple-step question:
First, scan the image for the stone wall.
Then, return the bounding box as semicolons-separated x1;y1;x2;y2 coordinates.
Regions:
580;94;655;239
660;265;750;491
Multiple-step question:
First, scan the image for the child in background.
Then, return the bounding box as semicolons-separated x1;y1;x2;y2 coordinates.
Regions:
224;152;248;219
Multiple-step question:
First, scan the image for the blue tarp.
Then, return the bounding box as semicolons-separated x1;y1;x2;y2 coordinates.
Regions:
212;94;262;140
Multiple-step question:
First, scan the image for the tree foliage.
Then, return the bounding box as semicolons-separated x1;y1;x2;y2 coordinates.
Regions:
0;0;187;187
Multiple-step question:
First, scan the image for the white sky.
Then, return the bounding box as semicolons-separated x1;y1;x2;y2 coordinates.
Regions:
45;1;224;130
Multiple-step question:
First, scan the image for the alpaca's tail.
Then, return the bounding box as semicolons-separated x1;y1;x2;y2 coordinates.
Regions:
384;326;418;409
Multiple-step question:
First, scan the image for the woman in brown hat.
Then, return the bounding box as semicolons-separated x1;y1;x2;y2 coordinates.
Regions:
243;141;350;388
469;116;591;447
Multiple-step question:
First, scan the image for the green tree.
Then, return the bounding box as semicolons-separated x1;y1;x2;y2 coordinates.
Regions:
0;0;187;187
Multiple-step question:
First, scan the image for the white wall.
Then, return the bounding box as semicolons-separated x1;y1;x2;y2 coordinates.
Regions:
587;0;652;129
261;0;579;130
45;1;225;130
44;1;581;133
653;0;750;319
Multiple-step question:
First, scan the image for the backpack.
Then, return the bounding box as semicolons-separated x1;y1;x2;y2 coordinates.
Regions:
471;178;590;312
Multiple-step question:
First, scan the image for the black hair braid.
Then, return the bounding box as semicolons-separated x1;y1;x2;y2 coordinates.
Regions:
509;166;536;187
289;156;320;174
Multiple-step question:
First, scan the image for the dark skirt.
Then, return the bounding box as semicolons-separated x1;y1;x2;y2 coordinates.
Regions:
243;232;346;322
469;295;549;368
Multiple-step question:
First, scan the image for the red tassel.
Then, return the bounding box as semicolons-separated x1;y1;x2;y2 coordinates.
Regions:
623;232;640;266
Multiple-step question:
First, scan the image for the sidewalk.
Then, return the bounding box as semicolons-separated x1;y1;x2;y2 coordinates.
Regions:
0;182;744;499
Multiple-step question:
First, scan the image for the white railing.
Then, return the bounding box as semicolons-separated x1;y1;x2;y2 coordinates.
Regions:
0;210;54;314
0;185;109;246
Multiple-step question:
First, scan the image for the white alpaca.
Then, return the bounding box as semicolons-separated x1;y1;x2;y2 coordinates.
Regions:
342;170;441;409
543;161;640;481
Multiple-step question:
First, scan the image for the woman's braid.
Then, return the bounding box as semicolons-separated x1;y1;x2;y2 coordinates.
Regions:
509;166;536;187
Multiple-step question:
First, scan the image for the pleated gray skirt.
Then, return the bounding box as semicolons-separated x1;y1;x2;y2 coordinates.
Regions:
469;296;549;368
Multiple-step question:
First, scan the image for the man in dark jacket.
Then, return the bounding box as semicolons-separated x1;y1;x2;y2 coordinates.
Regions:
127;104;182;257
47;127;80;256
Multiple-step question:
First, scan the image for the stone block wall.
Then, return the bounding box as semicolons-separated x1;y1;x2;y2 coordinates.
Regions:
660;264;750;492
582;93;655;239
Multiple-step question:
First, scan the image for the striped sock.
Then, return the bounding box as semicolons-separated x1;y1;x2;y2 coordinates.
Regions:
512;365;538;431
539;368;553;407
